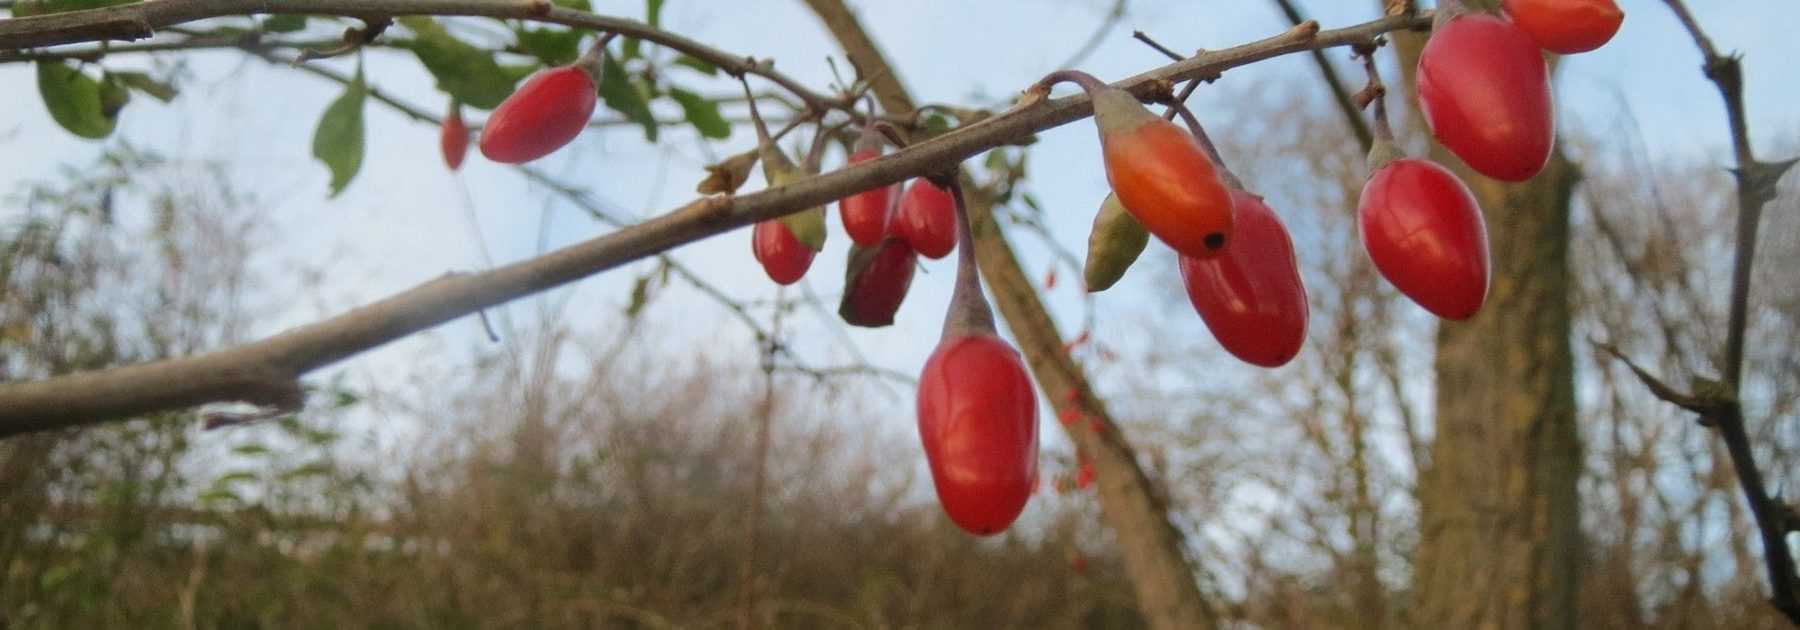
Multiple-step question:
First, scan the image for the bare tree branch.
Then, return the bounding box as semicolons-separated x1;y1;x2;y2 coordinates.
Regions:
1270;0;1375;150
0;9;1430;437
0;0;853;113
1618;1;1800;623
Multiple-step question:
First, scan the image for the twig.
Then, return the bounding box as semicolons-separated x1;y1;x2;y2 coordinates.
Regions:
1053;0;1128;71
1269;0;1374;150
1610;1;1800;623
0;0;854;113
0;9;1433;436
293;16;390;63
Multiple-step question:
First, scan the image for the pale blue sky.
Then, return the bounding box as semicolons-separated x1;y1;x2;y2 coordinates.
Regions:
0;0;1793;477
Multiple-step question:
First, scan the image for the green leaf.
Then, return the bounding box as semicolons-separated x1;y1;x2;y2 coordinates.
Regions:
646;0;665;27
598;54;657;142
214;471;259;486
668;87;728;139
280;462;334;481
13;0;136;17
232;443;272;457
310;68;365;198
108;70;177;102
621;0;664;58
262;14;308;33
500;63;541;85
672;55;717;76
400;17;518;110
515;26;583;66
552;0;590;9
36;61;116;139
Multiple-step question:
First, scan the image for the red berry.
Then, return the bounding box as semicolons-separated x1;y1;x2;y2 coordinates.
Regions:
752;219;815;285
917;334;1039;536
839;148;896;246
838;237;918;327
1179;190;1308;368
896;179;958;259
1503;0;1623;54
1358;158;1491;320
1417;12;1553;182
440;103;468;170
478;66;597;164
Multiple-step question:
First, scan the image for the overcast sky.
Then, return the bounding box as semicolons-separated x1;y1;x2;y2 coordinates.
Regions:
1;1;1794;466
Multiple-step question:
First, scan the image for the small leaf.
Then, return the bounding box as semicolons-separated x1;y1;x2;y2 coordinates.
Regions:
262;14;308;33
779;207;827;252
334;390;359;408
552;0;590;9
514;26;583;66
214;471;259;486
400;17;518;110
1083;193;1149;292
646;0;665;27
673;55;717;75
13;0;135;17
108;70;177;102
36;61;116;139
197;488;242;505
625;273;654;318
696;149;759;194
500;63;541;84
668;87;728;139
922;113;950;137
232;444;272;457
310;68;365;197
280;462;334;481
598;53;657;141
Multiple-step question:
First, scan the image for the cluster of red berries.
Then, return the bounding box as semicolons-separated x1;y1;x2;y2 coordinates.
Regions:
445;1;1622;538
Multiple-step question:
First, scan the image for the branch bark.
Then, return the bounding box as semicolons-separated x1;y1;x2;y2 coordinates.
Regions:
1637;1;1800;622
0;7;1429;437
0;0;851;112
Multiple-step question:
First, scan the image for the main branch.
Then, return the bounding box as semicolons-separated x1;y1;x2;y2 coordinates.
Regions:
0;10;1428;436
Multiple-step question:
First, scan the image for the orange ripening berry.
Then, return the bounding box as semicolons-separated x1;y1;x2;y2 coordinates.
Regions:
1090;87;1235;259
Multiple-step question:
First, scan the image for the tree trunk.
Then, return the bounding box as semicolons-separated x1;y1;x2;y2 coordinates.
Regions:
797;2;1216;627
1391;6;1583;628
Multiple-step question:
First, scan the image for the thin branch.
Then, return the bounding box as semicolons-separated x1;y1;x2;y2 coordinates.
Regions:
0;0;852;112
1634;1;1800;623
0;9;1432;436
1053;0;1128;72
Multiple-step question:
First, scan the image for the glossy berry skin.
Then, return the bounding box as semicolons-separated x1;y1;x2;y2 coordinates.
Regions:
839;148;896;246
1179;191;1308;368
752;219;815;285
1358;158;1490;320
1102;117;1235;259
478;66;597;164
1503;0;1623;54
917;334;1039;536
441;106;468;171
1417;12;1554;182
840;237;918;327
897;179;957;259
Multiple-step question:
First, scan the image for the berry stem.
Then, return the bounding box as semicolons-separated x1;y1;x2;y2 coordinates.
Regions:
1033;69;1109;97
573;32;617;82
942;175;997;339
1165;99;1245;191
1354;45;1404;172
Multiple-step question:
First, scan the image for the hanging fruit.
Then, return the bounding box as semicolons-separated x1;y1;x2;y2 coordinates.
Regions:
1503;0;1624;54
1032;69;1234;259
896;179;958;259
478;40;603;164
839;237;918;327
440;99;468;170
1416;2;1555;182
917;174;1038;537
